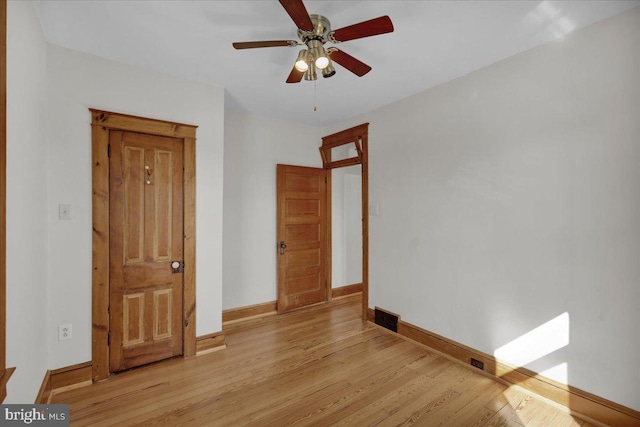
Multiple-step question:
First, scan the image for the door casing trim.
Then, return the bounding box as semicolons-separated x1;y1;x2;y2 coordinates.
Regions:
90;109;197;381
320;123;369;320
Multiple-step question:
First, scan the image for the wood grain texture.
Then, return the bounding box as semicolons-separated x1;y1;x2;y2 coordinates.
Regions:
183;136;196;358
276;164;327;313
91;117;110;381
51;296;591;427
109;130;184;372
0;366;14;403
321;123;370;147
331;283;363;299
331;15;394;43
35;370;51;404
50;362;93;391
381;306;640;427
361;130;370;321
195;332;226;355
91;110;198;377
323;157;361;170
37;362;94;404
278;0;314;32
90;109;196;139
232;40;297;50
0;0;6;388
222;301;277;323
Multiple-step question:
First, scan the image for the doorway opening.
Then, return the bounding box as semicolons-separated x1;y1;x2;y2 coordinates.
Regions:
320;123;369;320
276;123;369;319
329;163;362;299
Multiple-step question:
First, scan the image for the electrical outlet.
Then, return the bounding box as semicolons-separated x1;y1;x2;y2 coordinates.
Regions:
470;358;484;370
59;324;72;341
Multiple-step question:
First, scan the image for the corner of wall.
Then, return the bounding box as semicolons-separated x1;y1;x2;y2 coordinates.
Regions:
5;0;50;403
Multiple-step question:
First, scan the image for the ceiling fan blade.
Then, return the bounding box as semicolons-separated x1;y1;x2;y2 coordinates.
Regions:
331;15;394;42
286;65;305;83
233;40;298;50
279;0;314;32
328;49;372;77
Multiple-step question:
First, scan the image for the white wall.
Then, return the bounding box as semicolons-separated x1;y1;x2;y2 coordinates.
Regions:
332;164;362;288
325;7;640;411
331;167;346;287
223;111;321;309
46;45;225;369
344;170;362;285
5;0;49;403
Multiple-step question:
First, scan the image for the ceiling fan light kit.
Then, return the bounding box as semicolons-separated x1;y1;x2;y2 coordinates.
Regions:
308;39;329;70
304;65;317;81
233;0;394;83
322;63;336;79
295;50;309;72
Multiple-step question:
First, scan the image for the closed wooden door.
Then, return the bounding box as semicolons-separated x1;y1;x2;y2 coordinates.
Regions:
277;164;327;312
109;130;184;372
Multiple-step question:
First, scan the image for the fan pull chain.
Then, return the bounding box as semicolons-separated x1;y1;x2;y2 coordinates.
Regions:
314;80;317;112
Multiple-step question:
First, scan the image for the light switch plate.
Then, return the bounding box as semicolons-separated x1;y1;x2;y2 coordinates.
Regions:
59;204;71;220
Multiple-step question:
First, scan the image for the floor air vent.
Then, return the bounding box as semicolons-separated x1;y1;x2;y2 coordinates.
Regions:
374;308;399;332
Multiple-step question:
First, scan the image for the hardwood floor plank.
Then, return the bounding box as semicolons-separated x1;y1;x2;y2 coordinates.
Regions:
434;377;507;426
331;373;437;427
274;345;433;425
464;407;503;427
375;369;495;426
51;295;596;426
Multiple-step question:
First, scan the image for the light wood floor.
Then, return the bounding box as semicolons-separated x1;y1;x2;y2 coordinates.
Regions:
52;295;596;426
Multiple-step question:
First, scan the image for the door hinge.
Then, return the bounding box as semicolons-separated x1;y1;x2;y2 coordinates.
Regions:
107;332;111;346
108;144;111;158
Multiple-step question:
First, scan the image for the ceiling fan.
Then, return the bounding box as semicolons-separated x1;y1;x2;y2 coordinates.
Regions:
232;0;394;83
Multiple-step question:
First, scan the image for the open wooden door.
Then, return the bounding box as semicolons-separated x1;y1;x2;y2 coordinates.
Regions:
109;130;184;372
277;164;327;313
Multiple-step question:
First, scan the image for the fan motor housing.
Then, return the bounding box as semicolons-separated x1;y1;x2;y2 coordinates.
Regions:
298;14;331;43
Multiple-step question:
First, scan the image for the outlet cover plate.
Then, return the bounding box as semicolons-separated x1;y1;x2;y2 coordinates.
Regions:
59;323;72;341
471;358;484;370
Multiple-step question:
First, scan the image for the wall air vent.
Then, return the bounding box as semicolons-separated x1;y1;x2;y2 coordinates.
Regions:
374;307;399;333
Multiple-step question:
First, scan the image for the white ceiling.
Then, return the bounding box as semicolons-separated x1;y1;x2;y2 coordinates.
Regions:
33;1;639;127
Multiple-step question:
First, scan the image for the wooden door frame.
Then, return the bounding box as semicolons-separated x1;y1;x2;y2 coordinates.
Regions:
320;123;369;320
91;109;197;381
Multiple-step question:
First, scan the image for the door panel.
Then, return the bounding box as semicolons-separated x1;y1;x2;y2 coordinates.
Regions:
277;164;327;312
123;293;144;346
285;224;319;242
110;130;184;372
286;199;319;215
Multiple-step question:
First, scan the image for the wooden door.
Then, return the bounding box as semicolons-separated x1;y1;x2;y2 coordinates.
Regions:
109;130;184;372
277;164;327;313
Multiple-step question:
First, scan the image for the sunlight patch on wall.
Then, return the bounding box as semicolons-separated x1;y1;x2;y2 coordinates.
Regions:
539;362;568;384
526;1;576;40
494;312;569;367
